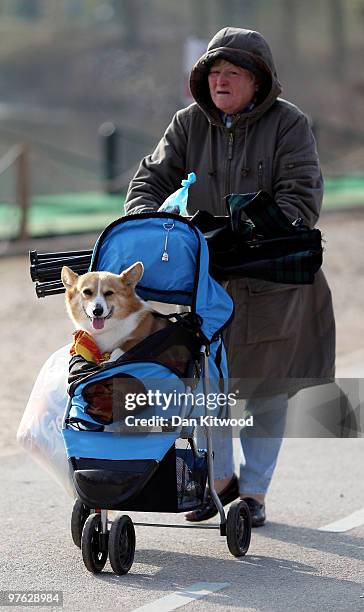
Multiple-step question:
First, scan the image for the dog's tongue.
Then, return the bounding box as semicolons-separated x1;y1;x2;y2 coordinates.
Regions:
92;317;105;330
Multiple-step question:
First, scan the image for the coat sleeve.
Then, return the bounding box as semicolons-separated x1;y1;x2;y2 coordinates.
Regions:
272;111;323;227
124;110;188;214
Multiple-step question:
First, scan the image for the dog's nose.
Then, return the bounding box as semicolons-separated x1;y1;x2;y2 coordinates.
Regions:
93;304;104;317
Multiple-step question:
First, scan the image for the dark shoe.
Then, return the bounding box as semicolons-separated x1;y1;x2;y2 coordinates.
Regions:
242;497;266;527
185;474;239;522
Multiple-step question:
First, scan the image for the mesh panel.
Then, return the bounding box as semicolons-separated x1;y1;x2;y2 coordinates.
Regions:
175;442;208;511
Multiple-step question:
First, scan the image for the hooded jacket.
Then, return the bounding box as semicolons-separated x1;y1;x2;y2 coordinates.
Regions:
125;28;335;396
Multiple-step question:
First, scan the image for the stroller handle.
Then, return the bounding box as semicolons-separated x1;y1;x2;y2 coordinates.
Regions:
35;280;66;298
30;249;92;291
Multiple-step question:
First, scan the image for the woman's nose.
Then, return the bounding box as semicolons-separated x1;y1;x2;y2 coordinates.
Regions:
216;72;228;85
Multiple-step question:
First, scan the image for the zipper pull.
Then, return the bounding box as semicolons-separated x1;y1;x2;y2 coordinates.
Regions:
258;161;263;188
228;132;234;160
161;221;174;262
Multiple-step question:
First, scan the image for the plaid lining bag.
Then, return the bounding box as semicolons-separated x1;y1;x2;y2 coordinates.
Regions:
192;191;323;285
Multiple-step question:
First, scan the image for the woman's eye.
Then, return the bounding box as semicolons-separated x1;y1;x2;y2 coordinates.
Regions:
104;290;114;297
83;289;92;297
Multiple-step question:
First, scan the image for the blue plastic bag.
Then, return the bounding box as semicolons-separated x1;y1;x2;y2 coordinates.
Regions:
158;172;196;215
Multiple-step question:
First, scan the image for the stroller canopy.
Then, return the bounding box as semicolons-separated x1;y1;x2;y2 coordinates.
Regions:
90;212;234;343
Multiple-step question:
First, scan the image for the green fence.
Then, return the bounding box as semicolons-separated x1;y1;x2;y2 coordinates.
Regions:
324;175;364;209
0;192;124;240
0;175;363;241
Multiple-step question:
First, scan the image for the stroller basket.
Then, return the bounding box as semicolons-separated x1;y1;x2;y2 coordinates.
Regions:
71;441;208;512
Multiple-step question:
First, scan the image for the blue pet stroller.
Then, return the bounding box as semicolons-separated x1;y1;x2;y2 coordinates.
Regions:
62;212;252;574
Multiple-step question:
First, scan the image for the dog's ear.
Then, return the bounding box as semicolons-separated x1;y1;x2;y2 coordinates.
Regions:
61;266;79;289
120;261;144;287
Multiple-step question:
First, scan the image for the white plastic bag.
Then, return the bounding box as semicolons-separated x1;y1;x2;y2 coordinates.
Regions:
17;344;76;497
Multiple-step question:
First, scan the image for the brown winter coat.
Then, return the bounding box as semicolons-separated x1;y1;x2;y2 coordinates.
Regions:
125;27;335;396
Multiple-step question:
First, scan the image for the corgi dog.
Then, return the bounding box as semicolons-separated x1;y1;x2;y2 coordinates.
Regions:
61;261;167;361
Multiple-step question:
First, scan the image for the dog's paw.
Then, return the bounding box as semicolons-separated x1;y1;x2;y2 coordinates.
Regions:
109;348;124;361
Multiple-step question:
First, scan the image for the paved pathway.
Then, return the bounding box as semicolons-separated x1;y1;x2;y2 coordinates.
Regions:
1;435;364;611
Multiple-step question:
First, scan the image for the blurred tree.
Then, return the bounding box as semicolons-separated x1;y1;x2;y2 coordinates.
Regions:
214;0;236;28
281;0;299;65
235;0;259;27
112;0;140;46
191;0;209;37
17;0;40;19
329;0;346;78
66;0;83;19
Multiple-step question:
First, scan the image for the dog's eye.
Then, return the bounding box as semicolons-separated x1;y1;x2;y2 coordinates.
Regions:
104;290;114;297
83;289;93;296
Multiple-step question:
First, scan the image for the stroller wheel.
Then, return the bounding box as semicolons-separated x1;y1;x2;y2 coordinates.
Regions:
81;514;108;573
71;500;90;548
226;500;252;557
108;514;135;575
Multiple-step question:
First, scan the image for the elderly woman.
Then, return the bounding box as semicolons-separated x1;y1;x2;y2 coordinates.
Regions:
125;27;335;526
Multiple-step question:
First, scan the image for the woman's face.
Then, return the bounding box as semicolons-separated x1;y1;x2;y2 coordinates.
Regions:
208;59;257;114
